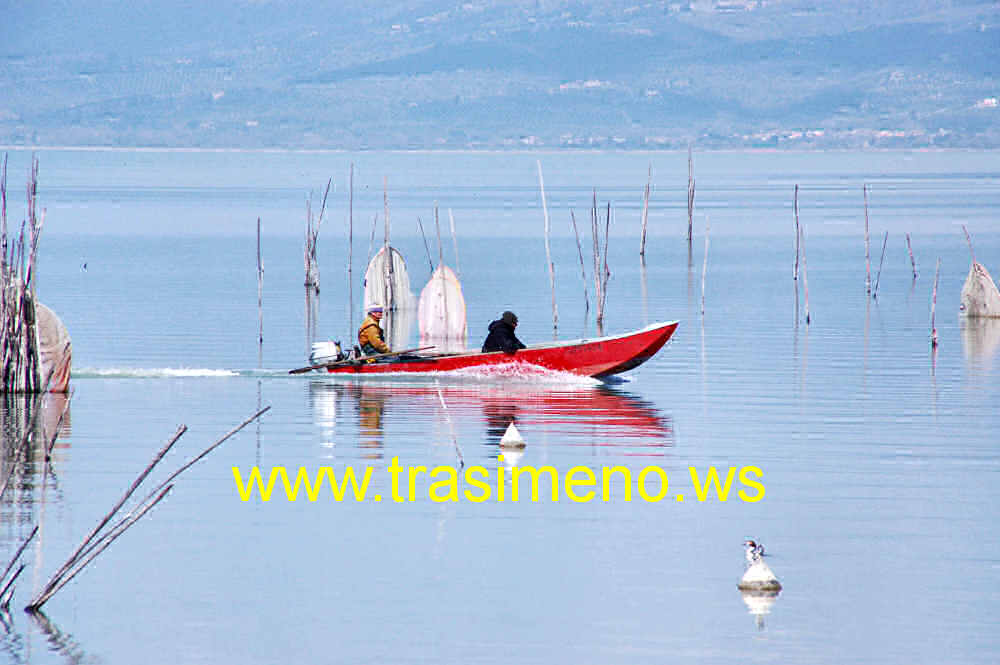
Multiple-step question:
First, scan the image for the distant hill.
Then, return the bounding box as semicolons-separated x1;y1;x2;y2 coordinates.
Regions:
2;0;997;149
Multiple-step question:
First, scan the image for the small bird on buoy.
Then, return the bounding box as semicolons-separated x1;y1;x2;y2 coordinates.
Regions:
738;540;781;592
499;421;525;450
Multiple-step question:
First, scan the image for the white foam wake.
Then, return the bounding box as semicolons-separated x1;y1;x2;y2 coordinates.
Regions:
75;367;240;378
430;363;602;386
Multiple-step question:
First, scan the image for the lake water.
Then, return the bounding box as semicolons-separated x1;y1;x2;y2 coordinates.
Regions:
0;148;998;664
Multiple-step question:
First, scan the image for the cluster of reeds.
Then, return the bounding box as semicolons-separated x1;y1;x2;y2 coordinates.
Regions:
0;155;45;393
303;179;331;294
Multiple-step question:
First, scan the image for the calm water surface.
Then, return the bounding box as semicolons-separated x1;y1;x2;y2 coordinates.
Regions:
0;149;997;664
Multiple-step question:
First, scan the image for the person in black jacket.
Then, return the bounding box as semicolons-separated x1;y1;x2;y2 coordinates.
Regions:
482;311;526;353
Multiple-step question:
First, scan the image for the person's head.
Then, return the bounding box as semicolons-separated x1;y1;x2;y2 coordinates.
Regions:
501;311;518;327
368;304;384;320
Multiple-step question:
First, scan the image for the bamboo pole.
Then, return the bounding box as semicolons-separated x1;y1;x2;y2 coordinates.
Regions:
864;184;871;295
687;146;695;248
801;224;811;324
569;211;589;312
601;202;611;317
592;191;601;322
434;204;443;266
31;426;188;604
794;185;800;281
26;485;174;612
906;233;917;280
383;177;393;310
873;231;888;301
416;216;434;274
537;161;557;333
639;164;651;257
256;217;263;346
0;525;37;589
962;224;976;263
931;258;941;348
348;163;354;338
29;408;270;610
0;563;23;608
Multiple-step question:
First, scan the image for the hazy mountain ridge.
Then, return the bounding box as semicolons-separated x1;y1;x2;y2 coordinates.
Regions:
2;0;997;149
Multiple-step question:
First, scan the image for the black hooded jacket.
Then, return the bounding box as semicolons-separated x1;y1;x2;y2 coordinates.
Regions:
482;319;526;354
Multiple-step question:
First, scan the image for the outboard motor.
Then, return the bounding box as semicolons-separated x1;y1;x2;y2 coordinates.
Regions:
310;340;346;365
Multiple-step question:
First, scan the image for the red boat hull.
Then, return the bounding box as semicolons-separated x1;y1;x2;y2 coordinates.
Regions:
323;320;678;377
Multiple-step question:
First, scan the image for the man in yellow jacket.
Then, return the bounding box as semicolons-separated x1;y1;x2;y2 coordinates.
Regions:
358;304;390;355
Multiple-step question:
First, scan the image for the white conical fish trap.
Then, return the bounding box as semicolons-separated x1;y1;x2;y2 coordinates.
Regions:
419;265;467;339
738;560;782;592
960;262;1000;318
364;246;412;312
500;422;525;449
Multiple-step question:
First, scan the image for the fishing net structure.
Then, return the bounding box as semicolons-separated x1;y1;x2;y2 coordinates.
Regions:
364;246;414;348
0;156;72;393
960;261;1000;318
418;264;467;353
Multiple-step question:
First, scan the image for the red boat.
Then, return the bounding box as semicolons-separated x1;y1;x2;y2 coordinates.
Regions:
311;320;678;377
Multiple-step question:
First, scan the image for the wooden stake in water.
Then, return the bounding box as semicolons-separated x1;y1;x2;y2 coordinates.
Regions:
800;223;811;324
639;163;651;258
794;185;800;281
906;232;917;280
256;217;263;346
601;202;612;318
537;161;558;333
687;146;695;248
348;163;354;337
864;184;872;295
383;177;394;310
931;258;941;348
569;211;589;312
701;217;709;316
873;231;888;301
416;216;434;275
592;191;603;324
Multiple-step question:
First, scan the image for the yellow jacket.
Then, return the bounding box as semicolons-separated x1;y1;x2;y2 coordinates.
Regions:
358;315;390;354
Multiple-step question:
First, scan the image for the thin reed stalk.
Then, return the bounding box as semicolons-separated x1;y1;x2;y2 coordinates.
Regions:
256;217;263;345
962;224;976;262
794;185;800;281
27;485;174;611
601;202;611;317
873;231;888;300
639;164;651;257
687;146;695;247
416;216;434;274
537;162;557;333
906;233;917;279
383;177;394;310
30;425;188;606
29;408;270;611
569;211;589;312
0;525;37;590
591;191;602;323
348;164;354;336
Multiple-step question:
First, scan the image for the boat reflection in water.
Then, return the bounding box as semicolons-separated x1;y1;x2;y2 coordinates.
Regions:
309;379;672;459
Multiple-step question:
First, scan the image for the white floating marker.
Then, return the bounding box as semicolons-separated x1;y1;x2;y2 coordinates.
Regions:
500;422;525;449
738;560;782;592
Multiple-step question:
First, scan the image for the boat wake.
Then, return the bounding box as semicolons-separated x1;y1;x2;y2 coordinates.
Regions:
74;367;241;379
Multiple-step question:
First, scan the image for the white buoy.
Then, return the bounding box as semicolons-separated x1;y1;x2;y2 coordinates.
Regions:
738;540;781;592
500;422;525;449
